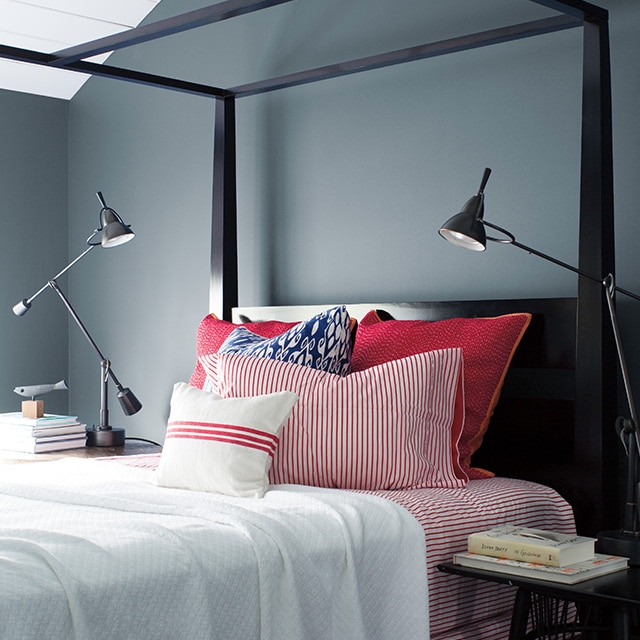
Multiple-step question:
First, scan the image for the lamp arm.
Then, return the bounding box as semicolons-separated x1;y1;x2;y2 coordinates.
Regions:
12;245;96;316
47;279;126;392
482;220;640;303
483;220;601;281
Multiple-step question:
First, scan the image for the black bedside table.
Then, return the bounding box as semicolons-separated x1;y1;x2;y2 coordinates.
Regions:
438;561;640;639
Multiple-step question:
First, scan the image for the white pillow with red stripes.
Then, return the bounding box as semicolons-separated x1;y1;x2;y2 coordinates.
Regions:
200;347;467;490
155;382;297;497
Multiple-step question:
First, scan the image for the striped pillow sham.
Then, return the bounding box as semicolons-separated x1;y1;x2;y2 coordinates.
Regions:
201;348;467;490
155;382;297;498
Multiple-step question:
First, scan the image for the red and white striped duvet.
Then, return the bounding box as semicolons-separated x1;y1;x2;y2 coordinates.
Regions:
365;477;576;639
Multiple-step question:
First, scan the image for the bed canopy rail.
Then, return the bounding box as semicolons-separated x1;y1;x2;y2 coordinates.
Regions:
48;0;298;66
228;15;582;98
0;0;618;532
0;2;613;314
531;0;607;20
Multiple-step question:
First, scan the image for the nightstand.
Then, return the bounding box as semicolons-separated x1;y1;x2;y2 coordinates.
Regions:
438;561;640;639
0;440;161;464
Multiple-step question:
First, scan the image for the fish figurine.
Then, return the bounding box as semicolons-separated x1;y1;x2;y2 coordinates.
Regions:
13;379;68;400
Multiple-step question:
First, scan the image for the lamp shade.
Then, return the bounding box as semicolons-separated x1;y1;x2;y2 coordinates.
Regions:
438;200;487;251
117;387;142;416
100;207;135;247
438;167;491;251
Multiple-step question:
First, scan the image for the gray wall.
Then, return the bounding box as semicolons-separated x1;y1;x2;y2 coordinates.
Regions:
64;0;640;444
0;90;69;417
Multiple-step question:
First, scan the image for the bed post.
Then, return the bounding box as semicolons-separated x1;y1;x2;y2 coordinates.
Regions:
210;95;239;321
574;11;618;534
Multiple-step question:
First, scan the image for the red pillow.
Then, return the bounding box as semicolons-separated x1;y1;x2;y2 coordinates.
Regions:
189;314;298;389
351;311;531;479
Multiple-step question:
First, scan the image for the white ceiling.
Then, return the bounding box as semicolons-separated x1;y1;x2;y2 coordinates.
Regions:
0;0;162;100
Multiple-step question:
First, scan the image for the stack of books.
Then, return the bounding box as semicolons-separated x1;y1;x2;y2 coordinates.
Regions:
454;525;628;584
0;412;86;453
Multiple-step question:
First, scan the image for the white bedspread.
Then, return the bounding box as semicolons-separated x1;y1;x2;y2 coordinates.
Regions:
0;458;429;640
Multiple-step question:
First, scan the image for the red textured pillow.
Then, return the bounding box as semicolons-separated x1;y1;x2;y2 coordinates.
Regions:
351;311;531;479
202;348;467;490
189;314;298;389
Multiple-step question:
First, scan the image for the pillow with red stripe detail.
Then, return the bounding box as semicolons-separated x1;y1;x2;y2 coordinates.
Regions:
351;311;531;479
189;314;299;389
155;382;297;498
201;348;467;491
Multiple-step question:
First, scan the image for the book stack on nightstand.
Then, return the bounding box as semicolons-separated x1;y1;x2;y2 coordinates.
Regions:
454;525;628;584
0;412;86;453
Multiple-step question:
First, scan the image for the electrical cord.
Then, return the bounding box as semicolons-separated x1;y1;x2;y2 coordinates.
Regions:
125;436;162;447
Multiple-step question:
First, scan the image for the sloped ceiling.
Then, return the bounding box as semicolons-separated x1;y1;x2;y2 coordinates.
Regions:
0;0;161;100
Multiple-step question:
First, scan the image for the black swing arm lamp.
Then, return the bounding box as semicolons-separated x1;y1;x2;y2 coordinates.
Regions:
12;192;141;447
439;167;640;563
440;168;640;302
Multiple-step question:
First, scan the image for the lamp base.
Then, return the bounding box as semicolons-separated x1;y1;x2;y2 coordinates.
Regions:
86;427;125;447
597;529;640;566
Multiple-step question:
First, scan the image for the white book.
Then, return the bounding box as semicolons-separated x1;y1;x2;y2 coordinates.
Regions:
467;525;596;567
454;552;628;585
0;412;80;427
0;436;86;454
0;423;87;437
0;430;87;444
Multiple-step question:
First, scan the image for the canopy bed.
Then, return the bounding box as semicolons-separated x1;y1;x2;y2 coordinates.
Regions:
0;1;621;639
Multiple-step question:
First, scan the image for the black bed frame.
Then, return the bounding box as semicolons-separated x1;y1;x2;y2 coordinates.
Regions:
0;0;618;534
234;296;614;535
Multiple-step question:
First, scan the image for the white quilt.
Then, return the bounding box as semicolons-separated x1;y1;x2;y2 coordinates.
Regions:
0;458;429;640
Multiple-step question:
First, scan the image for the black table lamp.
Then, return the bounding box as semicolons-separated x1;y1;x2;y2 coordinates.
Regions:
439;168;640;564
13;192;142;447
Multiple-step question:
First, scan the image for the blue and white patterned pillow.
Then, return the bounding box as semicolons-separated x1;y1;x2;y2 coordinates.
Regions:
218;306;353;376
